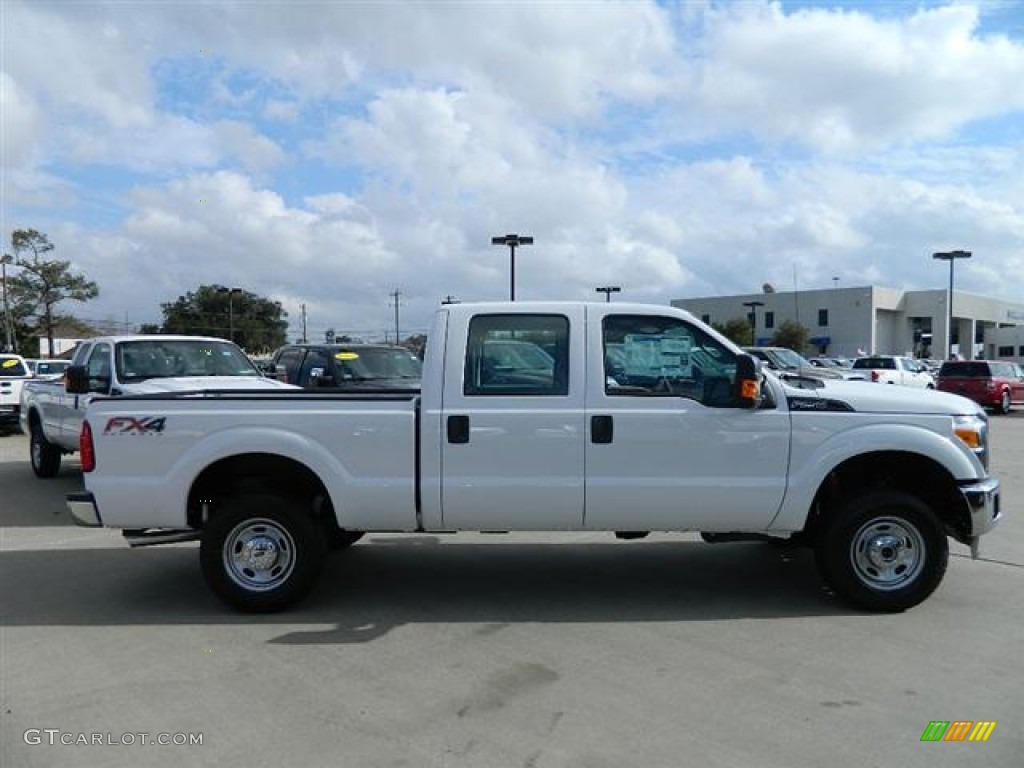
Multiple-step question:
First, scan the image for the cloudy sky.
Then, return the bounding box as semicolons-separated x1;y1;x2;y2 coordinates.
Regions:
3;0;1023;342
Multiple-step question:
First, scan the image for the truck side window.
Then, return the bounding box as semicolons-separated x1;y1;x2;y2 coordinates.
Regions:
603;315;738;406
299;349;330;386
86;343;112;393
464;314;569;396
274;348;305;385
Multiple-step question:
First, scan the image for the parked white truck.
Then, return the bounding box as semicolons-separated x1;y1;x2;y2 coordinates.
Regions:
21;335;295;477
67;303;1001;613
851;355;935;388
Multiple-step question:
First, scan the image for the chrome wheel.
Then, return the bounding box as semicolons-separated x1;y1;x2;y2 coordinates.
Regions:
849;517;925;591
222;517;297;592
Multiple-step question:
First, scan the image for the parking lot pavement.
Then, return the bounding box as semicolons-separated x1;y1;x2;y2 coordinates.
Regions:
1;418;1022;768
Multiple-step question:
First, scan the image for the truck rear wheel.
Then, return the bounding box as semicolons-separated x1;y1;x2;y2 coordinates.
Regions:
200;493;327;612
30;426;62;478
815;491;947;612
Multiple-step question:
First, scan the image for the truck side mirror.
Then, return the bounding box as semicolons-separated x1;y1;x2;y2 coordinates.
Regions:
734;354;761;408
65;365;90;395
273;364;288;382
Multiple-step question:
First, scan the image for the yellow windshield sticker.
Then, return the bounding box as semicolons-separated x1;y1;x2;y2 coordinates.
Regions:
334;352;360;360
1;359;18;368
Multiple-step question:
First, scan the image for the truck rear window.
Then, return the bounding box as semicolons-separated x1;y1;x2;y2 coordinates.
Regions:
464;314;569;396
852;357;894;369
938;362;990;378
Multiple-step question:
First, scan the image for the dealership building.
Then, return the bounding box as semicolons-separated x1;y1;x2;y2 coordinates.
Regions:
672;286;1024;362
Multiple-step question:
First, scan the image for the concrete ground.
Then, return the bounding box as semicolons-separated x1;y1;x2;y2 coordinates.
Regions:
1;413;1021;767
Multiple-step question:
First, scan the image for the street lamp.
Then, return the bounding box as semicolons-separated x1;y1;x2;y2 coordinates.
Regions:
491;233;533;301
742;300;764;346
932;250;971;359
216;286;243;343
595;286;621;302
1;254;13;353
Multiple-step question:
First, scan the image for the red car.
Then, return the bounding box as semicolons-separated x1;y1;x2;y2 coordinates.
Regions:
936;360;1024;414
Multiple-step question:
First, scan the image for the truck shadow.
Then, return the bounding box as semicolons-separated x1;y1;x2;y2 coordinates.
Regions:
0;537;856;638
0;457;86;527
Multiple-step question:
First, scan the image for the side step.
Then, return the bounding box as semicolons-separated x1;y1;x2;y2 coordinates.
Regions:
123;528;202;548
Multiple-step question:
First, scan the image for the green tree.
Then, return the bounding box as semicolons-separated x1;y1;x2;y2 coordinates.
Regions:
158;284;289;353
7;229;100;357
770;320;810;354
713;317;756;346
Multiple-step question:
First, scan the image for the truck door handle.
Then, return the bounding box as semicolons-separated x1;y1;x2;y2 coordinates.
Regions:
447;415;470;444
591;415;613;444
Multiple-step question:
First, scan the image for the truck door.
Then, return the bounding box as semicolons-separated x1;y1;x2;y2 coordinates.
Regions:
62;342;112;444
440;309;586;530
584;311;790;531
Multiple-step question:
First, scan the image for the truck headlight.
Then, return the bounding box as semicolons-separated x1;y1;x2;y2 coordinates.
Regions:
954;414;988;470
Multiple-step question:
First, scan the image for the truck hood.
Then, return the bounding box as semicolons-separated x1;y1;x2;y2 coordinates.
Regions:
778;376;982;416
123;377;299;394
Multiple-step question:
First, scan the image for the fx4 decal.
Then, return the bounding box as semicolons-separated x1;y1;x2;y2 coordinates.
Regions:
103;416;167;435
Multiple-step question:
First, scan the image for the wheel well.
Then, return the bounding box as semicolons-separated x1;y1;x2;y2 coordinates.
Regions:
187;453;335;532
807;451;971;543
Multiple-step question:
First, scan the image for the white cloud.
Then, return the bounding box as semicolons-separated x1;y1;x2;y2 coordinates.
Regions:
689;3;1024;152
5;1;1024;340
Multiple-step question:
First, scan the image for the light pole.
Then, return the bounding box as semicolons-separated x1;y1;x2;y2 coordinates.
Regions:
217;286;243;343
595;286;621;302
491;234;533;301
742;300;764;346
932;250;971;359
1;254;13;353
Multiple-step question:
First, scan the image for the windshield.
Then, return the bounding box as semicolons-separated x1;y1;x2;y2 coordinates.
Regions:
769;348;811;370
0;357;29;377
334;348;422;380
116;339;261;383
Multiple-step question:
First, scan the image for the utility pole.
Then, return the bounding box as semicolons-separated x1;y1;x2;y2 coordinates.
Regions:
301;303;308;343
390;289;402;345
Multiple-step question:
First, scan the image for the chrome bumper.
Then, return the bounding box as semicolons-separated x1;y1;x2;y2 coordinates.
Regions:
66;491;103;527
960;477;1001;558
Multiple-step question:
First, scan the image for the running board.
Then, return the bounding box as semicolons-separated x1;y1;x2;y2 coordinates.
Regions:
123;529;202;548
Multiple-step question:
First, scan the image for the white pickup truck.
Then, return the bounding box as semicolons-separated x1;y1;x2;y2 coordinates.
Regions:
851;355;935;388
21;334;294;477
1;353;34;434
67;303;1001;614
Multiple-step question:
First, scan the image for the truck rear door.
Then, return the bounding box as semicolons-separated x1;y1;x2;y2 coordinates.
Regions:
439;307;586;529
584;308;791;531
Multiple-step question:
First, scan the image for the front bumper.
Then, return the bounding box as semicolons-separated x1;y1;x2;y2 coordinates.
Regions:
67;491;103;527
960;477;1001;558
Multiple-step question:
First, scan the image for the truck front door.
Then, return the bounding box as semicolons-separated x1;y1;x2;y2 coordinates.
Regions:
440;309;586;530
584;312;791;531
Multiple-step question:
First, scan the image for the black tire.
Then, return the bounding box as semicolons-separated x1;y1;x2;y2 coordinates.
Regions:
998;390;1011;415
30;426;62;478
327;529;365;550
815;491;948;612
200;493;327;612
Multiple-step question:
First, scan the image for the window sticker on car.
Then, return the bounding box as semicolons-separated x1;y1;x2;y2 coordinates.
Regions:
1;359;18;368
334;352;360;360
622;334;691;377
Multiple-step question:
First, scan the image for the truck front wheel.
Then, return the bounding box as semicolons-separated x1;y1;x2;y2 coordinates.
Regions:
200;494;327;612
30;426;62;478
815;491;948;612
